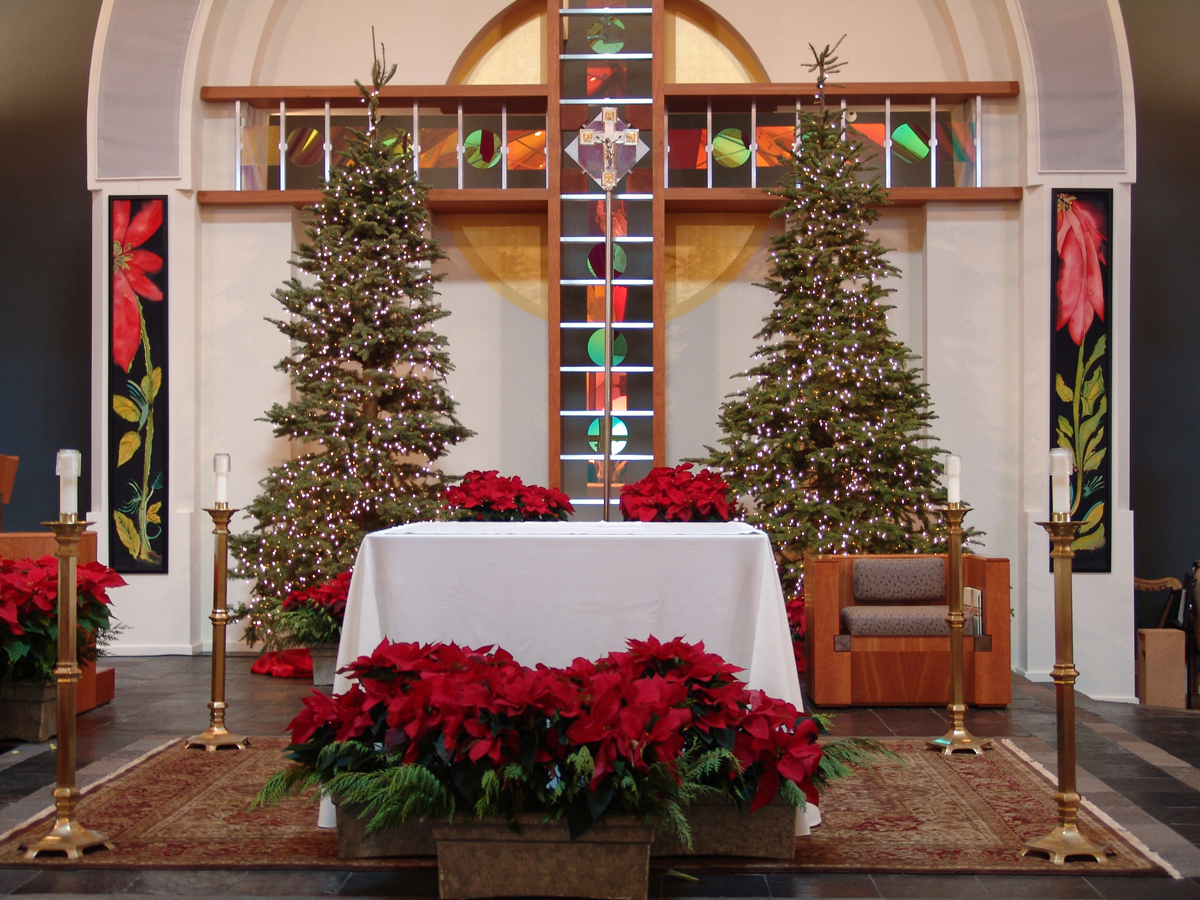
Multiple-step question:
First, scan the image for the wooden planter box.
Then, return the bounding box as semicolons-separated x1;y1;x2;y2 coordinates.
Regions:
650;795;796;859
335;801;435;858
0;661;115;742
432;814;652;900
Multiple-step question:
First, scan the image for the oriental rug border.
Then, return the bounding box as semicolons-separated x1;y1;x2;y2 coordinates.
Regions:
0;737;1167;875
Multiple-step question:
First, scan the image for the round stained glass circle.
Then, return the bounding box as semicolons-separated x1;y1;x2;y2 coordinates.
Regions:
588;416;628;455
587;16;625;54
464;129;502;169
713;128;752;168
286;127;323;167
587;329;628;366
587;243;627;279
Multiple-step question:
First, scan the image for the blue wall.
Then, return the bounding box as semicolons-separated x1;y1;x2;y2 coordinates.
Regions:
1121;0;1200;619
0;0;103;531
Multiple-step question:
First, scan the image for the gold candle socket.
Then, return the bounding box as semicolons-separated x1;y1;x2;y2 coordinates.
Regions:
1020;517;1111;864
928;504;990;756
22;519;114;859
187;506;248;751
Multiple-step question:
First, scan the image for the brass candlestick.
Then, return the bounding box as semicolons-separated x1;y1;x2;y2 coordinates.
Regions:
22;517;114;859
928;504;990;756
1021;515;1110;864
187;506;248;751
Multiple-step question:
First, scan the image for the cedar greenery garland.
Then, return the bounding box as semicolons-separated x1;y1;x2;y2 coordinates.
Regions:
704;40;957;594
231;43;472;611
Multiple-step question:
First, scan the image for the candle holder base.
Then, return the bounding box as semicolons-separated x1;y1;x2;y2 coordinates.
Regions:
1021;825;1111;865
22;814;114;859
927;726;991;756
186;725;250;752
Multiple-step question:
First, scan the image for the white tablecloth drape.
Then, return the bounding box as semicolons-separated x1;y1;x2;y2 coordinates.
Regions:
334;521;802;711
322;520;816;832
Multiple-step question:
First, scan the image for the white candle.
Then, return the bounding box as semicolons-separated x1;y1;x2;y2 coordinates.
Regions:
214;453;231;505
56;449;81;517
946;454;961;505
1050;448;1072;516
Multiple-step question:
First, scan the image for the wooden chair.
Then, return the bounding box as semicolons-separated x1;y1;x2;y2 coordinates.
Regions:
0;454;16;532
804;553;1012;707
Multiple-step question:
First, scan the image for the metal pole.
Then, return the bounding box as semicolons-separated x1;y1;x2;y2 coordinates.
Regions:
975;94;983;187
187;507;248;751
602;188;614;521
1021;518;1111;864
885;98;892;189
279;100;286;190
928;505;988;755
930;96;937;188
22;519;113;858
234;100;242;191
324;100;331;183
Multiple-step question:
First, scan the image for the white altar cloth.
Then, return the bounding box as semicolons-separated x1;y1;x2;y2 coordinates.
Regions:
334;520;802;711
323;520;815;832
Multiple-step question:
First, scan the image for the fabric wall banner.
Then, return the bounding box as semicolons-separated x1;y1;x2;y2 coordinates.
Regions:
1051;189;1111;572
108;196;168;573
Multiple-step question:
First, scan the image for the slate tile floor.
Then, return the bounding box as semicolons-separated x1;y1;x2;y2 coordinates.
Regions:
3;658;1200;898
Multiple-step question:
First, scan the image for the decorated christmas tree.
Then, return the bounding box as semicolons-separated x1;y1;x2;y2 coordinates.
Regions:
705;40;947;593
232;46;472;610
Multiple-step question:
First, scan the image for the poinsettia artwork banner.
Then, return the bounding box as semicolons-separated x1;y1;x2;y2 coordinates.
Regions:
1051;189;1111;572
108;196;168;573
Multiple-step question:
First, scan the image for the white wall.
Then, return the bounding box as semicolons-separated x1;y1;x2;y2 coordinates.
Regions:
87;0;1137;701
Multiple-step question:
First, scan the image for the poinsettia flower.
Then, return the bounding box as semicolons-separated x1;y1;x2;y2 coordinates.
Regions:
111;199;164;372
1055;194;1106;346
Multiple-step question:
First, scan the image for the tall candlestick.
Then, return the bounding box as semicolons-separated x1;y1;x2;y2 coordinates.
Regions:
946;454;961;506
56;450;81;519
1050;448;1072;517
214;454;230;507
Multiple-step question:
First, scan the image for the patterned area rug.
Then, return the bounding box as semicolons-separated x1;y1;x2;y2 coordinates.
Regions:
0;738;1167;874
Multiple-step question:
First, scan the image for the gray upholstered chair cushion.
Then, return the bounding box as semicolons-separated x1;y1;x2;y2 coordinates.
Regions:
840;604;974;636
853;557;945;603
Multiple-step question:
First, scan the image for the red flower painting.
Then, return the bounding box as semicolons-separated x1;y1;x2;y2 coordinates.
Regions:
1055;194;1106;347
111;199;163;372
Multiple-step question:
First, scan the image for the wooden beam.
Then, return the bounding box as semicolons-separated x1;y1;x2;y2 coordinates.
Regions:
546;0;563;490
664;81;1019;110
651;0;666;467
200;84;549;113
197;189;551;213
663;186;1023;212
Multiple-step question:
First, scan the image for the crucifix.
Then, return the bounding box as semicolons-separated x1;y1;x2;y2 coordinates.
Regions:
574;107;640;520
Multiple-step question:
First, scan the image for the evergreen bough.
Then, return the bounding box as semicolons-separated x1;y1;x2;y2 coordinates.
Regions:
705;40;955;593
231;45;472;609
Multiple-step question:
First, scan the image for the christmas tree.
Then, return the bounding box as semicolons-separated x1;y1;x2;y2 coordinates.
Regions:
232;45;472;608
705;40;947;593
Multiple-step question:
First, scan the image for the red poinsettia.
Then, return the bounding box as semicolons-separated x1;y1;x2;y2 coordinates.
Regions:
283;570;353;621
1055;194;1106;346
786;592;806;674
0;555;125;682
446;470;574;522
619;463;731;523
284;634;822;828
112;199;164;372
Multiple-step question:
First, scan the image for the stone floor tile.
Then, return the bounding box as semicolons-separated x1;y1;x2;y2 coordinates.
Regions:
1085;875;1200;900
764;873;880;898
658;873;771;897
10;869;141;895
0;869;39;895
975;873;1101;899
124;869;348;895
869;874;989;898
337;870;440;897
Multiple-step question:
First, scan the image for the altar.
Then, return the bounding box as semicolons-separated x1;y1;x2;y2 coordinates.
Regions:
333;520;802;710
